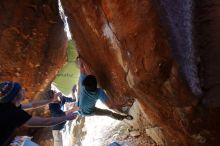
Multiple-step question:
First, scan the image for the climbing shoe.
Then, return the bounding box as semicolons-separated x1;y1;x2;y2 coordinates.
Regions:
111;112;133;120
125;115;133;120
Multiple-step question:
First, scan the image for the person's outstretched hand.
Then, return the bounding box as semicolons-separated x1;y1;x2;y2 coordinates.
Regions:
65;105;80;114
66;112;78;121
51;92;62;103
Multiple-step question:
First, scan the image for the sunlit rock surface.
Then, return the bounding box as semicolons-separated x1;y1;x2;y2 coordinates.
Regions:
61;0;220;145
0;0;67;100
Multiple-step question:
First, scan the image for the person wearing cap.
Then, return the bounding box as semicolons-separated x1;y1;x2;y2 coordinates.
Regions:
76;57;133;120
0;81;78;146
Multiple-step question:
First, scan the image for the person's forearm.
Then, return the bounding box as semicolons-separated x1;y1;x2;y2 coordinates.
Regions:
43;116;67;126
65;106;80;114
22;99;51;110
32;99;51;108
25;116;67;127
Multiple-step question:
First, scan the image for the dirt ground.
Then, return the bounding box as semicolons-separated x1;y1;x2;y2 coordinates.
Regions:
75;100;157;146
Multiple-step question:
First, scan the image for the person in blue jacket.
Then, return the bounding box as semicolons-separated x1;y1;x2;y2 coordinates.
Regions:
48;86;78;146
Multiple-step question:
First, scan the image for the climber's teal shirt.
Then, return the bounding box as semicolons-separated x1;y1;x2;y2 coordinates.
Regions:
77;73;108;115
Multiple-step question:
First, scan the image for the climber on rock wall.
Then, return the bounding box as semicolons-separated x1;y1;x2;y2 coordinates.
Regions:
75;56;133;120
0;82;78;146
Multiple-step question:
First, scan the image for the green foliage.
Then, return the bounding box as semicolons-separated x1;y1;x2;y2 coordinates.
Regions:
52;40;79;96
67;40;77;62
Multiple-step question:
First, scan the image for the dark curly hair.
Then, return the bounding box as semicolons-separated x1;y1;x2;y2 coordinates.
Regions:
82;75;97;92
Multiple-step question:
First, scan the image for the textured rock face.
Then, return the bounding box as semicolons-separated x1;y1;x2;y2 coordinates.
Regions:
61;0;196;145
62;0;220;146
193;0;220;145
157;0;202;97
194;0;220;107
1;0;220;145
0;0;67;100
62;0;174;106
